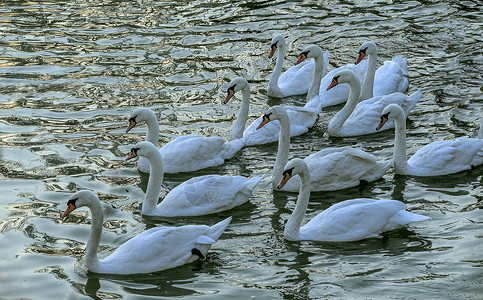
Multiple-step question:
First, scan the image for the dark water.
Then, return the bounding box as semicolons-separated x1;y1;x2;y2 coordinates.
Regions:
0;1;482;299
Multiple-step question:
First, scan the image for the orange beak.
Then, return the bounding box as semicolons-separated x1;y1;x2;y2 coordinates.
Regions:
224;89;235;104
277;173;291;189
256;115;270;130
269;45;276;59
296;53;306;65
376;117;388;131
126;149;138;161
355;51;365;64
126;119;136;133
327;78;338;91
62;203;76;218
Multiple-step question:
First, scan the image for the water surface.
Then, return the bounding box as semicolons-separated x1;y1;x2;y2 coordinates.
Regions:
0;1;482;299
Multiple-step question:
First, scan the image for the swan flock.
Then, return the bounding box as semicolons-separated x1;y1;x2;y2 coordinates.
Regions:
57;36;483;275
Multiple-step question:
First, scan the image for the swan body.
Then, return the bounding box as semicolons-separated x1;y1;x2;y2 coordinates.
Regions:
326;69;420;137
356;41;409;101
277;158;429;242
296;45;367;112
267;35;328;98
126;141;264;216
225;77;318;147
126;107;244;173
62;190;232;274
258;106;390;192
377;103;483;176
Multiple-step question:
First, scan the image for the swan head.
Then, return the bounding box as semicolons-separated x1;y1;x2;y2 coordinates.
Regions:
377;103;404;131
126;141;159;161
277;158;307;189
355;41;377;64
269;35;286;58
327;69;358;91
296;45;323;65
62;190;99;218
126;107;156;133
256;105;287;130
224;77;249;104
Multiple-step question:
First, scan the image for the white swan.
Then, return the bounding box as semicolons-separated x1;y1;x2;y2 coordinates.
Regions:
267;35;328;98
355;41;409;101
277;158;429;242
225;77;318;146
62;190;232;275
377;103;483;176
126;107;244;173
326;69;421;137
257;106;390;192
295;45;367;112
126;141;264;216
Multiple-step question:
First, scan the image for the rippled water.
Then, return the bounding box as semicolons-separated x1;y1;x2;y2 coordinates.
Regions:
1;1;482;299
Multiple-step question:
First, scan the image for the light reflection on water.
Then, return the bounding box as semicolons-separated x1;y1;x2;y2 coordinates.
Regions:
1;0;482;299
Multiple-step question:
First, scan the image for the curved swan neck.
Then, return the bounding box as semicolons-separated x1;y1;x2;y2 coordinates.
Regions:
360;51;377;101
143;150;164;214
268;41;286;93
392;111;410;174
145;112;160;146
284;163;311;240
306;54;326;101
272;114;291;189
85;200;103;268
230;85;251;141
328;78;361;135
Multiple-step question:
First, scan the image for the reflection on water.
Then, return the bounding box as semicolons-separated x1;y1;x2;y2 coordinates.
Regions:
1;0;482;299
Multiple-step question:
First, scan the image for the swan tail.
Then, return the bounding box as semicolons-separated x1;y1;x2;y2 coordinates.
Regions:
392;210;430;226
222;138;245;159
248;173;266;190
402;89;422;118
204;216;232;243
392;55;408;76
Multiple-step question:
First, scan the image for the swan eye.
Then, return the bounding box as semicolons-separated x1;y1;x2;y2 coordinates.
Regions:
360;47;367;54
299;51;309;59
227;85;236;94
130;148;139;156
381;112;390;121
67;198;78;207
283;167;294;177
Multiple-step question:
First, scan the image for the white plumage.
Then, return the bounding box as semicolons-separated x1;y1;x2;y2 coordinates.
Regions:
126;107;244;173
62;190;232;275
267;35;327;98
258;106;390;192
278;158;430;242
225;77;318;147
295;45;367;112
356;41;409;101
126;141;264;217
326;69;420;137
377;103;483;176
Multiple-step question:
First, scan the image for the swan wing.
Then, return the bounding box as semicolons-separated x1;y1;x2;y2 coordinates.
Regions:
277;59;315;96
300;199;407;241
373;57;409;96
159;175;263;216
99;224;211;274
160;134;226;173
342;90;420;136
305;63;367;111
408;137;483;176
281;147;389;192
242;107;317;146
